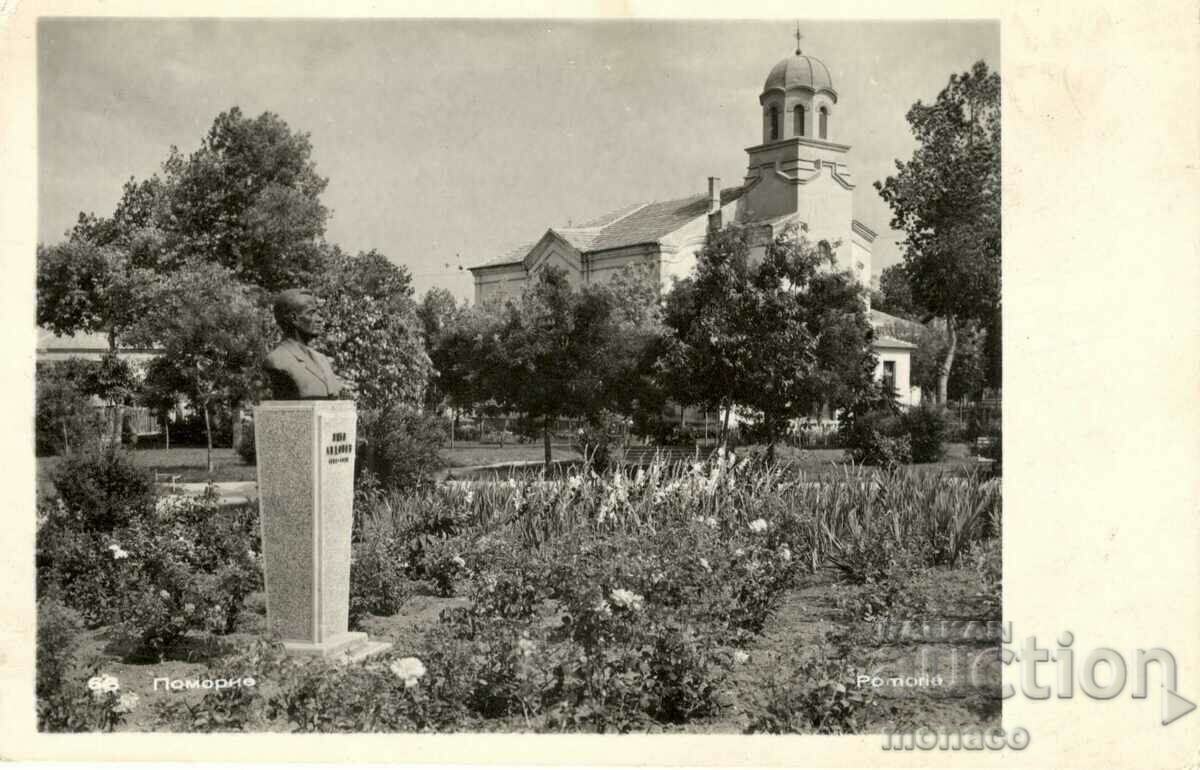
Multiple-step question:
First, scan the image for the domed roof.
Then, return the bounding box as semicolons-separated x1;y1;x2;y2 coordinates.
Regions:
763;52;837;102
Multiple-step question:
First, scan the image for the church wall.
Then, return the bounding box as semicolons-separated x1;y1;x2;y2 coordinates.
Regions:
525;237;585;289
586;244;661;288
657;201;741;291
473;264;527;305
850;235;872;291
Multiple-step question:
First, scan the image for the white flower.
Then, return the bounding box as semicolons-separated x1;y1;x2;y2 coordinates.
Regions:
748;518;769;533
699;558;712;573
87;674;120;693
159;589;171;600
113;692;140;713
248;549;257;560
734;548;745;558
517;638;537;657
734;651;750;665
609;588;644;611
451;555;466;569
109;544;130;560
463;489;475;506
504;478;519;490
593;599;612;617
704;516;718;529
183;603;196;614
779;546;793;562
389;657;427;688
566;475;582;492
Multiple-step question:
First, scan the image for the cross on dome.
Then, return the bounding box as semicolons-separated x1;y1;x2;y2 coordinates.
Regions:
794;24;803;55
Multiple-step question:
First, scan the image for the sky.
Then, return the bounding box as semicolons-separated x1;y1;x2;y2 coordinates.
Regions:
38;18;999;302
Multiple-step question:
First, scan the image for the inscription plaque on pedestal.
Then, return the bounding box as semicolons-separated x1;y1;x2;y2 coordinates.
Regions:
254;400;391;659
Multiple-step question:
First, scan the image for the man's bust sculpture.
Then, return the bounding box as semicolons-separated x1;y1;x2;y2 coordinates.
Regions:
264;289;353;400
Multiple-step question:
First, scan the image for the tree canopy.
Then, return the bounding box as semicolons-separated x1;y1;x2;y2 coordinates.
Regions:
875;60;1001;403
315;248;432;411
660;224;877;457
36;240;156;350
126;261;271;470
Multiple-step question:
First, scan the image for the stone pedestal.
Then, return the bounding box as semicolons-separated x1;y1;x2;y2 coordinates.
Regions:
253;400;391;660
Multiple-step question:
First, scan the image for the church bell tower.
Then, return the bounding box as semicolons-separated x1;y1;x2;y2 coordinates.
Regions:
737;32;857;271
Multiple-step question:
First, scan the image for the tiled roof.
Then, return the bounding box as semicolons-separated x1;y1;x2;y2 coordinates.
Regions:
869;308;925;333
873;335;917;350
472;185;748;270
586;186;746;252
476;241;540;269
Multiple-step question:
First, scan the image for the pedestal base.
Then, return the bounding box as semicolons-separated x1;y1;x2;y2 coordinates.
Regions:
282;631;394;662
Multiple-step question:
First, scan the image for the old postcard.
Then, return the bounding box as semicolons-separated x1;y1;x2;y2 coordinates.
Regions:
1;1;1197;768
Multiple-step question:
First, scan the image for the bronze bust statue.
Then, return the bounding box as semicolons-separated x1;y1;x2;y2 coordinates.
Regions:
264;289;353;400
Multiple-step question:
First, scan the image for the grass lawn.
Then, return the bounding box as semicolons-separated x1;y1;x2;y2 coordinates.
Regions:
768;442;981;478
441;442;583;468
37;446;258;497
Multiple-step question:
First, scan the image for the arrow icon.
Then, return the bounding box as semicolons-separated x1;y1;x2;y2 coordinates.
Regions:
1163;688;1197;725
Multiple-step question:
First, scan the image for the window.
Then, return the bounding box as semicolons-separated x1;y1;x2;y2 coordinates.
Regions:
794;105;806;136
769;106;780;141
882;360;896;394
819;106;829;139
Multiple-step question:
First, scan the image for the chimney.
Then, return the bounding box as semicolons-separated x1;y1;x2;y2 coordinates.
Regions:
707;176;722;232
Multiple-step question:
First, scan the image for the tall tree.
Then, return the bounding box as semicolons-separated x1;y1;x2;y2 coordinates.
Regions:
874;264;925;320
417;287;461;348
36;240;156;351
160;107;330;291
417;287;462;412
315;248;432;411
875;61;1001;404
35;360;106;455
661;225;877;460
128;261;270;472
470;268;646;466
429;301;509;434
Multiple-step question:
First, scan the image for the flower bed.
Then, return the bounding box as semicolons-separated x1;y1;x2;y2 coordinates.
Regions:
37;449;1001;733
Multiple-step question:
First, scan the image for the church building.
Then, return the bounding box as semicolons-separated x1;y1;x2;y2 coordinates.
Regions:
469;40;919;408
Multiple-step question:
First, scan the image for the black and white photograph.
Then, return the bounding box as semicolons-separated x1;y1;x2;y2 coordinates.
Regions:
4;2;1198;768
31;15;1003;736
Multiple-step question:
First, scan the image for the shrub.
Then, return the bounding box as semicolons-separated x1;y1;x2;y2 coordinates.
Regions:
36;370;106;457
349;533;411;627
37;600;138;732
167;409;235;447
357;408;448;491
236;421;256;465
36;507;125;626
572;411;624;471
39;491;262;658
50;448;156;532
846;429;911;468
901;404;947;463
745;655;872;734
37;598;83;699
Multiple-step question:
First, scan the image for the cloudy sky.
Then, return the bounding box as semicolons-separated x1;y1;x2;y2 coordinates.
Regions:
39;18;999;301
